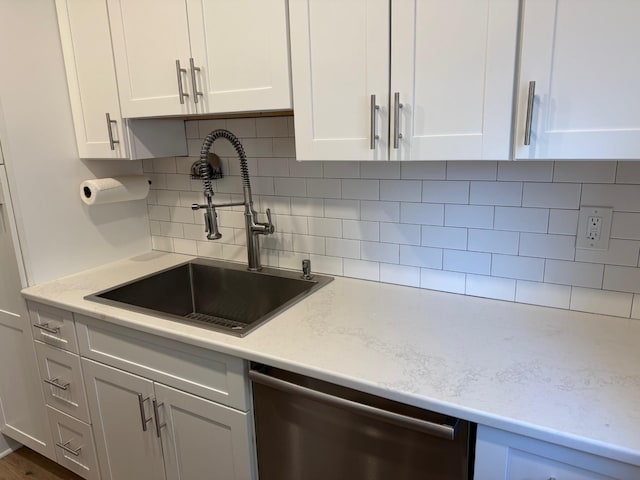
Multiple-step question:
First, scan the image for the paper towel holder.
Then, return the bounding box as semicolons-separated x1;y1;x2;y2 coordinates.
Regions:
82;179;151;201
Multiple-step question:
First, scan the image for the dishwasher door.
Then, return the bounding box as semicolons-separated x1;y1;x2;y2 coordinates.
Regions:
250;366;474;480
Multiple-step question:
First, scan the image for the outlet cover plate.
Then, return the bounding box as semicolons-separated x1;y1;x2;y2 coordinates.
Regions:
576;206;613;250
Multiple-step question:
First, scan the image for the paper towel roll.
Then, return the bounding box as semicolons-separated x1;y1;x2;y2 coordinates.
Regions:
80;176;150;206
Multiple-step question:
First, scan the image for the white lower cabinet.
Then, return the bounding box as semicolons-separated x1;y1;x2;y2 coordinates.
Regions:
474;425;640;480
47;406;100;480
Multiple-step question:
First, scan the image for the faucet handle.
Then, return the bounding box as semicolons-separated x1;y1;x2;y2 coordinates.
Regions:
265;208;275;235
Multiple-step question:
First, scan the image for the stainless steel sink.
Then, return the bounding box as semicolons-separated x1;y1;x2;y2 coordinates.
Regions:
86;259;333;337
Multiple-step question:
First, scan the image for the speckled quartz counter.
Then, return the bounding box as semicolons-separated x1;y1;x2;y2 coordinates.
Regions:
22;251;640;467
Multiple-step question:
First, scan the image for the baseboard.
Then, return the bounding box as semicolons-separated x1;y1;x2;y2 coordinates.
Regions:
0;435;20;459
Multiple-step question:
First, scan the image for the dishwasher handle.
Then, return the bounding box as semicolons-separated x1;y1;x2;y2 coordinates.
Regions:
249;369;459;441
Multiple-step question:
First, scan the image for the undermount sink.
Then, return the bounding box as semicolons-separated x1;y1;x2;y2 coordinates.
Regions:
86;259;333;337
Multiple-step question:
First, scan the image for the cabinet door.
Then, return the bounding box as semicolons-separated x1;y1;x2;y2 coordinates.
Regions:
515;0;640;159
0;169;54;459
154;383;255;480
83;358;166;480
187;0;291;114
55;0;129;158
391;0;518;161
289;0;390;161
107;0;194;117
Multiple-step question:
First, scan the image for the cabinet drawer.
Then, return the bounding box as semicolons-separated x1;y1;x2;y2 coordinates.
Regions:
509;449;616;480
36;341;90;423
75;315;249;411
47;406;100;480
29;302;79;353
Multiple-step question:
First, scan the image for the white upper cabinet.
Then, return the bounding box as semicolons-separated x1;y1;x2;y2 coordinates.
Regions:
289;0;519;161
515;0;640;160
108;0;291;118
289;0;390;161
56;0;188;159
391;0;518;161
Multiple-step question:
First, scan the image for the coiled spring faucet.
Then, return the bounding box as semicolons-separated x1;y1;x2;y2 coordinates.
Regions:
192;129;274;271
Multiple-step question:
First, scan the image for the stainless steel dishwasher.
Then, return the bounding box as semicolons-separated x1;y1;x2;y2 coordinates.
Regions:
250;365;475;480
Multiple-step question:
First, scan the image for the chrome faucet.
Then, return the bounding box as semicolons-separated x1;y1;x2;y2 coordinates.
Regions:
192;129;274;271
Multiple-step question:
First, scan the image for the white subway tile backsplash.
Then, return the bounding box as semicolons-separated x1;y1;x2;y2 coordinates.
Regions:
380;264;420;287
446;161;497;180
361;241;399;264
611;212;640;240
519;233;575;260
360;162;400;179
494;207;548;233
523;183;581;209
400;202;444;225
581;184;640;212
380;222;420;246
421;226;467;250
275;177;306;197
497;161;553;182
516;280;571;309
173;238;197;256
323;199;360;220
544;260;604;289
306;178;341;199
491;254;544;281
603;265;640;293
570;287;633;317
152;118;640;319
445;205;494;229
548;209;579;235
443;250;491;275
553;162;616;183
575;239;640;267
632;295;640;319
420;268;465;294
422;181;469;204
290;160;323;178
326;238;360;259
361;201;400;222
309;254;343;276
343;220;380;241
380;180;422;202
323;162;360;179
256;117;289;138
344;259;380;281
466;275;515;301
342;179;379;200
308;217;342;238
257;157;289;177
467;229;519;255
291;197;323;217
400;245;442;269
469;182;522;206
401;162;446;180
616;162;640;184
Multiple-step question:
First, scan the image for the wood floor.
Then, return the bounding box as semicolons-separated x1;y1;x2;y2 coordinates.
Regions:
0;448;83;480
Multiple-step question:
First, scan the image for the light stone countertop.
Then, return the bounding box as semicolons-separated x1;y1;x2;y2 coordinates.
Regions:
22;251;640;467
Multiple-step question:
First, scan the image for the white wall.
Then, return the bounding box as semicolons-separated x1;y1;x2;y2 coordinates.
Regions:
0;434;19;458
0;1;151;285
148;116;640;320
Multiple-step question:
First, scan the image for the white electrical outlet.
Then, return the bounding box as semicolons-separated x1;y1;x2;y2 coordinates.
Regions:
577;206;613;250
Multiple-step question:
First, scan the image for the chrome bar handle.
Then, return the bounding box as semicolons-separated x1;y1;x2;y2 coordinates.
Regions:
189;58;203;104
393;92;403;149
56;440;81;457
524;80;536;146
152;399;166;438
370;94;380;150
249;369;459;441
175;60;189;105
137;394;152;432
44;378;70;391
33;322;60;335
105;113;119;151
